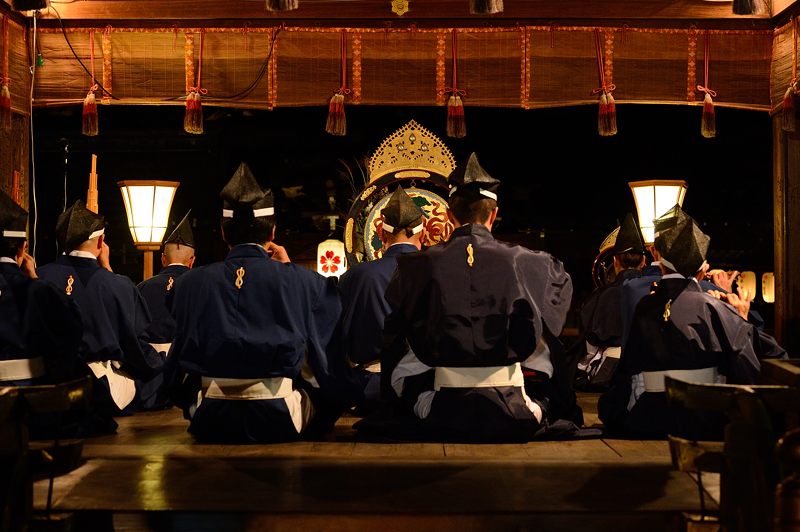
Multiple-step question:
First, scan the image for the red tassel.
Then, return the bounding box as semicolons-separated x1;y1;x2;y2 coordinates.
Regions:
192;91;203;134
183;91;195;133
783;85;796;133
605;92;617;136
82;91;98;137
325;92;346;136
446;94;466;138
0;83;10;130
184;91;203;135
597;92;609;136
701;92;715;138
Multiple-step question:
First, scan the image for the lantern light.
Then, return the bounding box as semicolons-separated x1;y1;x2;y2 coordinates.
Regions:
762;272;775;304
628;180;688;245
118;180;179;280
317;239;346;278
737;271;757;301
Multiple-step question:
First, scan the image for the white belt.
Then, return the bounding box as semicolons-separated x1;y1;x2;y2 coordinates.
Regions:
201;376;294;400
642;367;719;393
586;342;622;359
434;363;524;391
87;360;137;410
0;356;45;381
149;343;172;355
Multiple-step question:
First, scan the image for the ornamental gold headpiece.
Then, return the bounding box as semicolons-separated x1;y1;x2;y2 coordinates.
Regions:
368;120;456;183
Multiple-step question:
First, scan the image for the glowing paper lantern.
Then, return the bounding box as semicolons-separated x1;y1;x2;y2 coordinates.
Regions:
762;272;775;304
737;271;757;301
317;239;346;278
628;180;688;244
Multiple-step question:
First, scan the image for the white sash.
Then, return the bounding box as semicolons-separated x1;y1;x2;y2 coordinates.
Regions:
87;360;137;410
434;363;524;391
641;367;722;393
0;356;45;381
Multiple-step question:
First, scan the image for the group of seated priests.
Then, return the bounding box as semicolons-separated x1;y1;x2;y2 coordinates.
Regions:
0;155;786;443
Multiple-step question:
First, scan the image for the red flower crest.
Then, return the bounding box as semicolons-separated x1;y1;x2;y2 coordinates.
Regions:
320;250;342;273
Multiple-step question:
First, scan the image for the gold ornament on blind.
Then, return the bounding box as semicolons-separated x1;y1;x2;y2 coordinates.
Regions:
368;120;456;183
391;0;409;16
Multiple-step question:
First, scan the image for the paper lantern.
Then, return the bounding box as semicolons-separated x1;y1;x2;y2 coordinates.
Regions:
628;180;688;244
317;239;346;278
762;272;775;304
737;271;757;301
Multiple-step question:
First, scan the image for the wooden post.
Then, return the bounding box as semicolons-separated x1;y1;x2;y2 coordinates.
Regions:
773;116;800;354
143;250;153;281
87;154;99;213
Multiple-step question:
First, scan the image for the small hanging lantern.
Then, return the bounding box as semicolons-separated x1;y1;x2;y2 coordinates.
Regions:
628;180;688;244
470;0;503;14
762;272;775;304
317;239;346;278
737;271;757;301
266;0;299;11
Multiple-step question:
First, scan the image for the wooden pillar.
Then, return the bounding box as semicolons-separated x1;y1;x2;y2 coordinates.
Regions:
773;116;800;355
143;250;154;281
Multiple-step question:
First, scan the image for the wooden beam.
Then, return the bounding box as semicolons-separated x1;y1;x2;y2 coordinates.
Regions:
36;0;771;25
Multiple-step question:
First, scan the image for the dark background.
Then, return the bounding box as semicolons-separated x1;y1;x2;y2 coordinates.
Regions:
28;102;775;328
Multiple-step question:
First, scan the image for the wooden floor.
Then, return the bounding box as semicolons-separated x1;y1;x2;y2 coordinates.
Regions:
31;394;715;531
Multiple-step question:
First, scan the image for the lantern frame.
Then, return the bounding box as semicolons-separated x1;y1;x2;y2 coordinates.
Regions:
118;180;180;252
628;179;688;245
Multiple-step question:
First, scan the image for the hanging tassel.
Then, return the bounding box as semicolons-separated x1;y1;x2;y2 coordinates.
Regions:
698;32;716;139
265;0;299;11
325;30;349;136
469;0;504;14
82;90;98;137
597;92;609;136
445;30;467;138
325;91;346;136
783;85;796;133
0;83;10;130
184;32;205;135
605;90;617;136
446;93;466;138
701;91;715;138
82;32;99;137
593;29;617;137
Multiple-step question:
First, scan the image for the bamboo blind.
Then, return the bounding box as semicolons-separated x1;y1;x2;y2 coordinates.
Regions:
28;26;775;111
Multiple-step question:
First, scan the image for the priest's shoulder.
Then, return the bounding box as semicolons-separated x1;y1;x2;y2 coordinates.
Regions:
394;248;429;269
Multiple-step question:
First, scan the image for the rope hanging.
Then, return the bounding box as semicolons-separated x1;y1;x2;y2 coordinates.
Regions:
82;31;99;136
783;17;798;133
445;29;466;138
592;28;616;137
325;30;349;136
697;31;716;138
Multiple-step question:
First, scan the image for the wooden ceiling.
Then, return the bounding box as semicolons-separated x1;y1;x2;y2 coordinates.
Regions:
13;0;790;29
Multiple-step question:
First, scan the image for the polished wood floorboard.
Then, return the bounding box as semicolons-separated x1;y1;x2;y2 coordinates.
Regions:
31;393;712;531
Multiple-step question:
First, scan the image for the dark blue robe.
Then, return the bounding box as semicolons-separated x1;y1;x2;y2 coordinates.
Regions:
38;255;164;418
169;244;358;443
338;243;417;403
0;261;83;386
381;224;573;442
137;263;190;409
576;268;642;390
599;277;786;439
621;264;764;349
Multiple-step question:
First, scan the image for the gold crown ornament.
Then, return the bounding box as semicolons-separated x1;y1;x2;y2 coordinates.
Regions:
368;120;456;183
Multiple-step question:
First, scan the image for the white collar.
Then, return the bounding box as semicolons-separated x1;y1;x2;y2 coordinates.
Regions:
661;273;685;280
0;257;16;264
650;261;661;266
388;242;415;249
68;250;98;260
166;262;188;267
